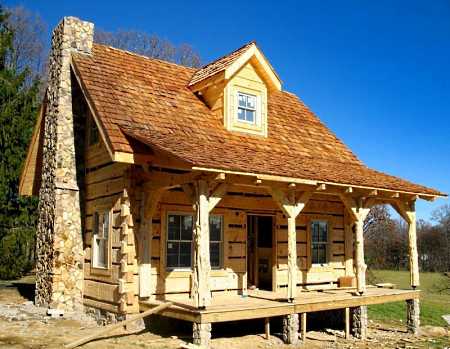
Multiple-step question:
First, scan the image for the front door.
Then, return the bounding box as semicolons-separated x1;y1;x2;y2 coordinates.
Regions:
247;215;274;290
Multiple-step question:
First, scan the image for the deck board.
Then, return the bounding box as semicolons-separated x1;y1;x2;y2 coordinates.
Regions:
139;287;420;323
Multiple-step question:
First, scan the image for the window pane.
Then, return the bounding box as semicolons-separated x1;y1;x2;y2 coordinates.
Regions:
245;109;255;122
318;245;326;264
168;215;180;240
179;242;192;267
238;94;246;107
166;241;179;268
210;242;221;268
209;216;222;242
312;244;318;264
247;95;256;109
103;212;109;239
181;215;193;240
97;238;106;268
237;107;245;121
312;223;319;242
319;222;327;242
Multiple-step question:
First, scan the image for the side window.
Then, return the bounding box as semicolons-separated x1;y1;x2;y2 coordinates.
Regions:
166;213;224;269
92;210;110;269
167;214;193;269
311;221;328;265
209;215;223;269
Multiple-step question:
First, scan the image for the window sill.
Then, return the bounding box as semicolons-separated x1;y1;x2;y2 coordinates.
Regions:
90;265;112;276
165;269;229;278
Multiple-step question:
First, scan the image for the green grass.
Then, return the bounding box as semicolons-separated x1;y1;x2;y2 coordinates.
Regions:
368;270;450;326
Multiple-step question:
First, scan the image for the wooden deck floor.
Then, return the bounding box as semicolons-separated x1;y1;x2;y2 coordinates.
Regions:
139;287;420;323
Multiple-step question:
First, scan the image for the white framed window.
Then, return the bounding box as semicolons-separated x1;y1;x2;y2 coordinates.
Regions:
92;211;110;269
237;92;257;124
166;213;223;270
311;221;328;265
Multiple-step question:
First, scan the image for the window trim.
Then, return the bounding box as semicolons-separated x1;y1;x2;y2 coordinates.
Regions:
310;220;329;266
91;209;112;274
164;211;224;271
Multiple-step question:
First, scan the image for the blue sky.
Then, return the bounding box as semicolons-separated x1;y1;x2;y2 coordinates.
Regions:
6;0;449;220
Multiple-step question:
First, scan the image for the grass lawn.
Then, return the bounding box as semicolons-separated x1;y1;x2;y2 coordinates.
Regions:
368;270;450;327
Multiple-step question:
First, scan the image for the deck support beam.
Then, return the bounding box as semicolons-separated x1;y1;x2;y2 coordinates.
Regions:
406;299;420;335
264;318;270;340
282;313;299;344
300;312;307;341
193;322;211;347
269;189;312;301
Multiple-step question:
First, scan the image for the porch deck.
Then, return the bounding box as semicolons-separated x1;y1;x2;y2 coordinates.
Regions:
139;286;420;324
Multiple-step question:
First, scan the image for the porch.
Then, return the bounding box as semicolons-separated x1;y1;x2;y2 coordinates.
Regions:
139;286;420;339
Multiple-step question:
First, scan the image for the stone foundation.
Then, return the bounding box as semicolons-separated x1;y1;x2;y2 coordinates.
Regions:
35;17;94;311
282;313;299;344
351;306;368;339
406;299;420;335
193;322;211;347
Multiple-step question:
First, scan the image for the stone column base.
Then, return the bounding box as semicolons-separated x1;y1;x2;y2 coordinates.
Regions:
351;306;368;339
193;322;211;348
282;313;299;344
406;299;420;335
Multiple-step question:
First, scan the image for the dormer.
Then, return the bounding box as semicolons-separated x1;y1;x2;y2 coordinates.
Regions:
189;42;281;137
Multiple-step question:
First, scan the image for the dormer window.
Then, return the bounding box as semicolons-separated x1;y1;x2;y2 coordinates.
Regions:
237;92;257;124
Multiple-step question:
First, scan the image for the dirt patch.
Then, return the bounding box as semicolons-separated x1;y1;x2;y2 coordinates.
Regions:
0;280;448;349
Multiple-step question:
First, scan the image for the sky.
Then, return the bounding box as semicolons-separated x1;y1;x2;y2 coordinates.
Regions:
5;0;450;220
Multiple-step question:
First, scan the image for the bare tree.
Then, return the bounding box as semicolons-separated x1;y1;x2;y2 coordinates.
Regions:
94;28;201;68
5;6;47;76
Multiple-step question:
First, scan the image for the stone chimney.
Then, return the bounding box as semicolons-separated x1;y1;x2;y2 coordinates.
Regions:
35;17;94;311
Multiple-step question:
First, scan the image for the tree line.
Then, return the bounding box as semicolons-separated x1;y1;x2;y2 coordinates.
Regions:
364;204;450;272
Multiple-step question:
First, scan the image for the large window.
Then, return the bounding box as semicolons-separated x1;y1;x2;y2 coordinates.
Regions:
166;213;223;269
311;221;328;265
92;211;110;269
237;92;257;123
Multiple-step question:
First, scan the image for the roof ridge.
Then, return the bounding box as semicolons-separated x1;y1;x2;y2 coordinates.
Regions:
195;40;255;71
92;43;197;71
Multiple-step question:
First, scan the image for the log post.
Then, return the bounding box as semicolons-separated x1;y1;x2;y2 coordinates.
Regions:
339;195;370;295
192;179;212;309
391;200;420;288
269;188;312;301
138;188;162;298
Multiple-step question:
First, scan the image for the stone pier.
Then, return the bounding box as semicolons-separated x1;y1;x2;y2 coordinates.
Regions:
351;306;368;339
282;313;299;344
406;299;420;335
35;17;94;311
193;322;211;347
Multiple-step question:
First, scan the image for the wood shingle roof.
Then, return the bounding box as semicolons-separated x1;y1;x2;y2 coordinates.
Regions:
71;43;444;197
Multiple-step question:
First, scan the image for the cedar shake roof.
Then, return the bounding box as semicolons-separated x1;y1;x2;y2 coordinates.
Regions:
189;41;254;86
71;43;445;197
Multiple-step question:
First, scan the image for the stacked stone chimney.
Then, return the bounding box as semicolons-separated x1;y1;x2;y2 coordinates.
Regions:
35;17;94;311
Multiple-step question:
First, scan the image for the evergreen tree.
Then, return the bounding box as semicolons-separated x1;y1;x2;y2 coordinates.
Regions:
0;5;40;279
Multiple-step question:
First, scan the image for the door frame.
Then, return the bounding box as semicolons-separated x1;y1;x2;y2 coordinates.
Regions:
246;213;276;290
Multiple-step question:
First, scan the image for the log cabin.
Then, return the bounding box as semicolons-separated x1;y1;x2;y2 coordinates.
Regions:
19;17;446;347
